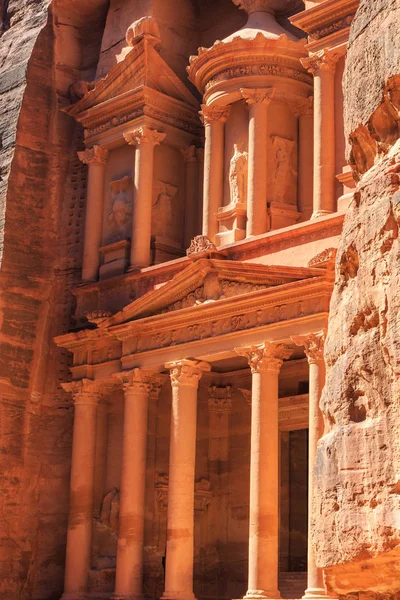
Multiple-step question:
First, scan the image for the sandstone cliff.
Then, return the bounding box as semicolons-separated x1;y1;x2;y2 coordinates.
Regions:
313;0;400;594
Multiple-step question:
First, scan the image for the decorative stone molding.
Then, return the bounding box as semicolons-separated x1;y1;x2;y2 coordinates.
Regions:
124;126;166;147
181;145;198;163
77;145;109;166
308;247;337;268
166;359;211;388
291;330;327;365
301;49;339;75
208;385;232;412
276;93;313;118
85;311;113;326
200;104;231;125
235;342;293;374
126;16;161;47
186;235;217;257
240;87;275;106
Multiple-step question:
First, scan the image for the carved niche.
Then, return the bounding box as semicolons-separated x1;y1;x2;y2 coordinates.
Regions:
229;143;248;206
106;176;132;242
270;136;297;205
152;181;178;235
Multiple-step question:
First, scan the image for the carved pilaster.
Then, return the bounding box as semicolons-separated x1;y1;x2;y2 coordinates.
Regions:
124;126;166;146
235;342;293;374
240;87;275;107
77;145;109;165
166;359;211;387
200;104;231;125
291;330;327;365
208;385;232;412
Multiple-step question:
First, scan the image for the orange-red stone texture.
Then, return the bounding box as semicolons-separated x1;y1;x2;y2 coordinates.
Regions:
314;0;400;594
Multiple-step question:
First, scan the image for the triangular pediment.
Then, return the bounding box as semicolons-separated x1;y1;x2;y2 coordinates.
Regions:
99;259;324;329
65;38;198;119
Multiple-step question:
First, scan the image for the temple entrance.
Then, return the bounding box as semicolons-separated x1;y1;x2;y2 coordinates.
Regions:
280;429;309;598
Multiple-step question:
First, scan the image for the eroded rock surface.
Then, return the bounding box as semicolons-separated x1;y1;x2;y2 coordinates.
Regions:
314;0;400;593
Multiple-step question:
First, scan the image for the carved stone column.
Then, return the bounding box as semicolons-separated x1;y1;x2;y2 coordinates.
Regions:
78;145;109;282
113;369;165;600
181;145;200;250
235;343;292;600
124;127;166;268
61;379;102;600
200;105;231;242
162;359;211;600
302;51;337;219
291;331;331;600
241;88;275;237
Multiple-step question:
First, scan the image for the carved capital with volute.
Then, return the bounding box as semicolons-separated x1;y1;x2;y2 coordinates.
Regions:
200;104;231;125
208;385;232;412
181;145;198;164
240;87;275;107
114;368;166;399
124;126;166;147
78;145;109;166
166;359;211;388
61;378;104;406
277;93;313;118
301;49;339;76
291;330;327;365
235;342;292;374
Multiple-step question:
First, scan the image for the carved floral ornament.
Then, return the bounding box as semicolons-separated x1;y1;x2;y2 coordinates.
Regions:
291;330;327;364
61;378;115;405
166;359;211;388
78;145;109;166
301;49;340;76
208;386;232;412
240;87;275;106
113;368;165;398
124;126;166;147
186;235;217;257
199;104;231;125
235;342;293;374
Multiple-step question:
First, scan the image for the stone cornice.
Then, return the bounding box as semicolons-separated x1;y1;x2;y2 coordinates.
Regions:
289;0;359;39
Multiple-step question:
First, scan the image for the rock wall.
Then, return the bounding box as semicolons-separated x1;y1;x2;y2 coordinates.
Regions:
0;1;108;598
313;0;400;594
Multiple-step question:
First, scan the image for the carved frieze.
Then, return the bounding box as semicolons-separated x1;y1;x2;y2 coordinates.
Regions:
205;63;312;92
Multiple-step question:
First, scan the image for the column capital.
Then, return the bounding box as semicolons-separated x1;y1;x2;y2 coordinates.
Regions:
291;330;327;365
277;93;313;118
165;359;211;388
200;104;231;125
124;126;166;147
114;368;166;398
208;385;232;412
240;87;275;107
78;145;109;166
235;342;292;374
61;378;103;406
181;145;198;163
301;49;339;75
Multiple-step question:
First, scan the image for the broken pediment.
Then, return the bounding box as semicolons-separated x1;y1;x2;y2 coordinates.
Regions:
65;36;199;123
99;258;324;328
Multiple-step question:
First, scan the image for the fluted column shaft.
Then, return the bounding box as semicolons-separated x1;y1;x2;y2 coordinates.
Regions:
61;379;102;600
162;359;211;600
181;146;200;249
292;332;329;599
78;146;109;282
200;105;230;242
124;127;166;268
302;52;337;218
241;89;275;237
113;370;164;600
236;343;292;599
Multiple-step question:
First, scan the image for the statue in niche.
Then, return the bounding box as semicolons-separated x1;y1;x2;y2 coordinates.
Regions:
153;181;178;227
107;176;132;239
271;136;296;203
229;143;248;205
100;488;119;534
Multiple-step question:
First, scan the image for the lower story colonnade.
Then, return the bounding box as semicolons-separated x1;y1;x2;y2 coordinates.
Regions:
60;333;331;600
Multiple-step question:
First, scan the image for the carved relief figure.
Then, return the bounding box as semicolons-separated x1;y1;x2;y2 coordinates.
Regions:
153;181;178;228
229;143;248;205
271;136;296;203
107;176;132;239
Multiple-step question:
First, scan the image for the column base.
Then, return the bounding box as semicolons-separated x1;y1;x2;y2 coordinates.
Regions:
311;210;334;219
303;588;335;599
161;592;196;600
242;590;281;600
